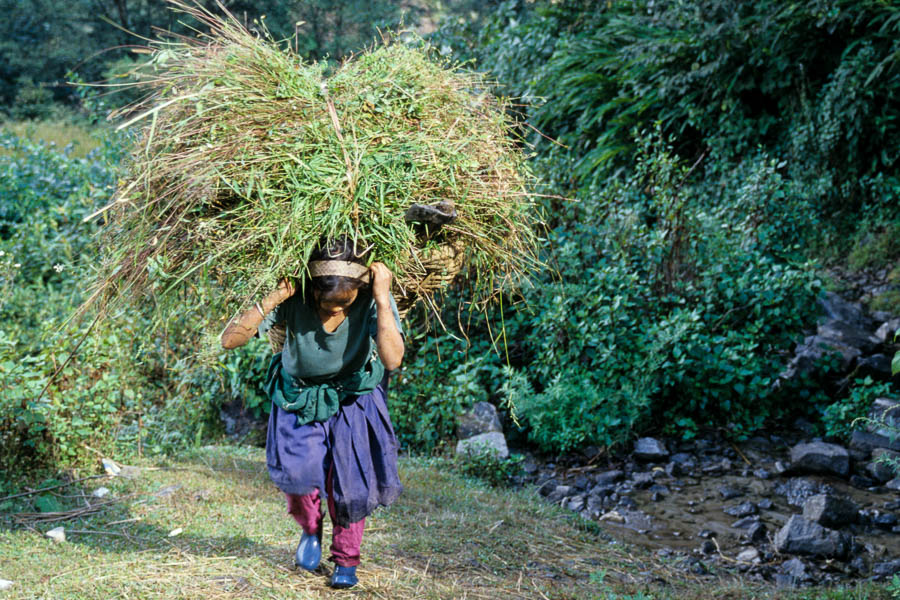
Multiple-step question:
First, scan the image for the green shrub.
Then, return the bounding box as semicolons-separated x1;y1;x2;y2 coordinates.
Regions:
822;377;896;441
454;450;525;488
0;128;270;476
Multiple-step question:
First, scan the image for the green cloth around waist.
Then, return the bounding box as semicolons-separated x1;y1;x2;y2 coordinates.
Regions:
265;351;386;426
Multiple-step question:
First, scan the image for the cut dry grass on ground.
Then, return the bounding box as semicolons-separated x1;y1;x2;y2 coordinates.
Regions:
0;446;894;599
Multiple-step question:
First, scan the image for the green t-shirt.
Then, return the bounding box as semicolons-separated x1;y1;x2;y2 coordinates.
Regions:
258;289;402;380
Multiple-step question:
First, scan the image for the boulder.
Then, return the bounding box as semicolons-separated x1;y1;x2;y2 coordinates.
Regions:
594;470;624;486
849;430;900;456
789;442;850;477
857;354;894;378
868;398;900;438
456;431;509;459
874;318;900;343
801;494;859;527
773;515;851;559
818;293;867;329
634;437;669;461
456;401;502;440
872;559;900;579
867;448;900;483
816;321;881;354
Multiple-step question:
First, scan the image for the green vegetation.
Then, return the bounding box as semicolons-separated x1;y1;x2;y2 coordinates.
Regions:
2;0;899;485
387;0;900;452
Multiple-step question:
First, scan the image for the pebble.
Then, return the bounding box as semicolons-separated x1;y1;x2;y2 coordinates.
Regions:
46;527;65;543
0;580;12;591
719;485;743;500
724;502;758;517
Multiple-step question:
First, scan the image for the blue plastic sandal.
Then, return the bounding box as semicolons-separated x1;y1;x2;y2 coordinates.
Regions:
330;565;358;589
294;530;322;571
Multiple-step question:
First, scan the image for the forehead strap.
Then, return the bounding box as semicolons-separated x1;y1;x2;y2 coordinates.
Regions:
308;260;370;282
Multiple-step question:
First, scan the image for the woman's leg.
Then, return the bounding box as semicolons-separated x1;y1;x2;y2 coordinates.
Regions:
325;465;365;567
285;490;323;536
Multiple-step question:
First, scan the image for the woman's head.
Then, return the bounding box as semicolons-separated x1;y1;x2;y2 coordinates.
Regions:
308;237;370;314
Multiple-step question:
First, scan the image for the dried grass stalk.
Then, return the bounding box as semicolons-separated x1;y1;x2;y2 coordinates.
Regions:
85;0;538;328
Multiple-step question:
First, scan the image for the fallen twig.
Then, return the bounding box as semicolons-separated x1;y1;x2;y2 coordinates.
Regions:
0;474;107;503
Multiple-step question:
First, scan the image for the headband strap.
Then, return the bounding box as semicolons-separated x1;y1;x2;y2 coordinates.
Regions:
308;260;370;281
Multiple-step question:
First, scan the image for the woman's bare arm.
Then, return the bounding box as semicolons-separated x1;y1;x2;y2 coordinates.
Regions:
221;279;295;349
370;263;404;370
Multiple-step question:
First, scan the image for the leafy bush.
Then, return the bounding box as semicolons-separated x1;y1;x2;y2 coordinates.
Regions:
454;450;524;488
0;127;270;476
822;377;896;441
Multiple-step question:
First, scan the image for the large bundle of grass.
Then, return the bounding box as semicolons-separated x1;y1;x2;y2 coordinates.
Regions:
86;2;537;329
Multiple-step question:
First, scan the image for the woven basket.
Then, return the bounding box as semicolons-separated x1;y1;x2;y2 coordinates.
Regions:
264;239;465;353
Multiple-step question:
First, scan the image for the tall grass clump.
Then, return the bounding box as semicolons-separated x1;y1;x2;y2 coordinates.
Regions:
83;1;537;332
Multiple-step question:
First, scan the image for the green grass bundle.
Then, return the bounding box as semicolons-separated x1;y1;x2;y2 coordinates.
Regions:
85;1;537;328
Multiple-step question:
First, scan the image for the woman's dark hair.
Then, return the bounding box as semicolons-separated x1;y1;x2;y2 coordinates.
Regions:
307;236;370;301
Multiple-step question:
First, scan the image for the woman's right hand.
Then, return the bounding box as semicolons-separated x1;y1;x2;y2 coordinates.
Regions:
269;278;296;305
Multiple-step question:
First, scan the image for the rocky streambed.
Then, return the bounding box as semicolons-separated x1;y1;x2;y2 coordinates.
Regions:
519;420;900;587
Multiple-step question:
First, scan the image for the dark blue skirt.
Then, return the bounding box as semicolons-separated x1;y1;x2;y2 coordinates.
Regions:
266;376;403;526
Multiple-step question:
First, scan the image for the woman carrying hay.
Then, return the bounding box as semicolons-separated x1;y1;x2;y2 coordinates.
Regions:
220;237;404;589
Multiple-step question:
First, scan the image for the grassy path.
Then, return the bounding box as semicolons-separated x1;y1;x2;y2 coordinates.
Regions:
0;446;891;599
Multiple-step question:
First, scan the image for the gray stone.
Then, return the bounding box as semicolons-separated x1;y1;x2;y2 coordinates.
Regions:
634;437;669;461
818;293;866;329
872;511;898;529
802;494;859;527
546;485;573;504
875;318;900;343
746;521;768;543
594;470;623;485
858;354;894;378
724;502;758;518
632;471;655;489
872;559;900;579
565;495;586;512
886;477;900;491
537;478;558;497
753;468;772;480
779;557;808;585
789;442;850;477
816;321;881;354
719;485;744;500
455;431;509;459
732;516;760;529
850;430;900;456
736;548;760;563
867;448;900;483
773;515;851;558
456;401;502;440
775;477;831;507
869;398;900;439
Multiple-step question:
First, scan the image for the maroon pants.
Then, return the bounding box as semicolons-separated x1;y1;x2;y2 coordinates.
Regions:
285;468;365;567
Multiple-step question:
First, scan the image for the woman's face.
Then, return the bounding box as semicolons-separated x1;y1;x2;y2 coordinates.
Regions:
314;288;358;317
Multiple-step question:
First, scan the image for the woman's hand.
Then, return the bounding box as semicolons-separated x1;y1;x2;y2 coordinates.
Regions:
221;278;294;350
268;278;296;305
369;262;392;304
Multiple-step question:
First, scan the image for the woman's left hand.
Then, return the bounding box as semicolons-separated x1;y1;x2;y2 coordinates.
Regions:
369;262;393;303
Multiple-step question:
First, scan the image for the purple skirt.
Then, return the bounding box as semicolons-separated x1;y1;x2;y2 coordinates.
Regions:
266;376;403;526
